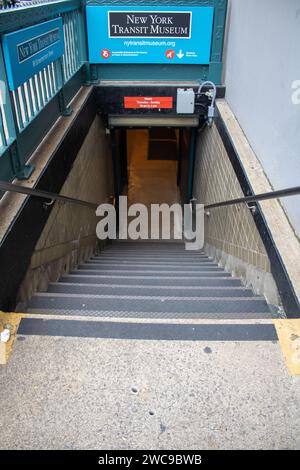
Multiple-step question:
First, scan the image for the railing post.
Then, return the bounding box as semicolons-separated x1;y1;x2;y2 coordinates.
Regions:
188;128;197;201
8;90;35;180
79;4;95;86
83;64;98;85
0;45;34;180
177;129;184;187
90;64;99;83
209;0;228;85
57;58;73;116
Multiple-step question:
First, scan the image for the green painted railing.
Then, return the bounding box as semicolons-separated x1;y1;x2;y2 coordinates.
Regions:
0;0;228;185
0;1;59;10
0;0;87;183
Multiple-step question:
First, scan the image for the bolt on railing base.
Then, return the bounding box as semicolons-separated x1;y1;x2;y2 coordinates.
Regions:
16;164;35;181
62;106;73;117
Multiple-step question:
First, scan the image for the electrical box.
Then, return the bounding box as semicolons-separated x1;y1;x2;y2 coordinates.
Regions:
176;88;195;114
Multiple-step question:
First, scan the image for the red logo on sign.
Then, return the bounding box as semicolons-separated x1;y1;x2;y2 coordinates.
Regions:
166;50;175;59
101;49;111;59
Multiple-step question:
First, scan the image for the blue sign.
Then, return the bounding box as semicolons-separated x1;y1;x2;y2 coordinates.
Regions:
86;6;214;65
2;18;64;90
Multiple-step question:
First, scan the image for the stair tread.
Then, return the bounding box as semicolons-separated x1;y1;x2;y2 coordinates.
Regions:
34;292;264;301
27;295;271;316
18;317;277;341
86;260;217;265
26;242;273;322
70;271;232;278
77;266;224;272
48;283;255;297
26;308;272;320
60;275;244;286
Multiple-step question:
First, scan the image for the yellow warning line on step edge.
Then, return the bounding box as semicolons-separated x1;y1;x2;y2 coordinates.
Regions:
0;312;23;365
1;311;300;375
273;319;300;376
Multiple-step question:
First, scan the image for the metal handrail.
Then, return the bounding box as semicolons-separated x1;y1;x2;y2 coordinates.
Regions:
1;181;300;213
0;180;98;210
204;186;300;210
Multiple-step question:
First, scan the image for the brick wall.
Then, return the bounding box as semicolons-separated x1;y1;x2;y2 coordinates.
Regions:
193;121;279;305
18;116;113;306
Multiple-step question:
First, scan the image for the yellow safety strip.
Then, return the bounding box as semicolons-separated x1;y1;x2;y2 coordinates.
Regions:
0;312;23;365
273;319;300;376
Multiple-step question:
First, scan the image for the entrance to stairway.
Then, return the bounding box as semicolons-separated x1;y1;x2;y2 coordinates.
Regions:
111;126;196;209
127;128;179;207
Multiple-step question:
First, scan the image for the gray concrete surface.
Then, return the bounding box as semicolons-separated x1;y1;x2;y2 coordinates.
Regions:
0;335;300;450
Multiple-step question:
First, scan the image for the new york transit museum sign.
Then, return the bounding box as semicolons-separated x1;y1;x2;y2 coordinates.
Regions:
2;18;64;91
86;6;214;64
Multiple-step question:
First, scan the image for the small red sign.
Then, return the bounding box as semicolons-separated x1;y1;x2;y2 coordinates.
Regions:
166;50;175;59
101;49;111;59
124;96;173;110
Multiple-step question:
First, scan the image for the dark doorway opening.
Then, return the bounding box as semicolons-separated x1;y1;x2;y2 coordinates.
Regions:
111;126;196;207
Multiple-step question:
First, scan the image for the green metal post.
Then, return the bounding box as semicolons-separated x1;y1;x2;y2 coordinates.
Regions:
188;128;197;201
8;90;35;180
0;45;34;179
209;0;228;84
57;58;73;116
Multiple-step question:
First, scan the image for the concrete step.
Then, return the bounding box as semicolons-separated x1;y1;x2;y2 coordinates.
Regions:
96;255;211;262
48;283;256;298
60;274;242;287
99;249;208;255
108;243;188;249
18;316;277;341
27;293;271;319
97;249;209;254
70;270;232;278
77;265;224;273
110;241;185;245
87;259;217;266
27;240;272;319
26;308;272;320
102;243;206;250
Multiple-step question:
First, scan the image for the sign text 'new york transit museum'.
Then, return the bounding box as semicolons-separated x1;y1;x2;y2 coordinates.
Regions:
87;5;214;65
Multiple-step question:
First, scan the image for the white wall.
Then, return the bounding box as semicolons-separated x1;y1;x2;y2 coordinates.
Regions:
224;0;300;236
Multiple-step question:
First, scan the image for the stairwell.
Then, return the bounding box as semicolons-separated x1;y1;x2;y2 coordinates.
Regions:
7;240;297;451
23;242;277;341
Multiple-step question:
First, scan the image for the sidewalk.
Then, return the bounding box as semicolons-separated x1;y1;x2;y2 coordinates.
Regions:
0;333;299;449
